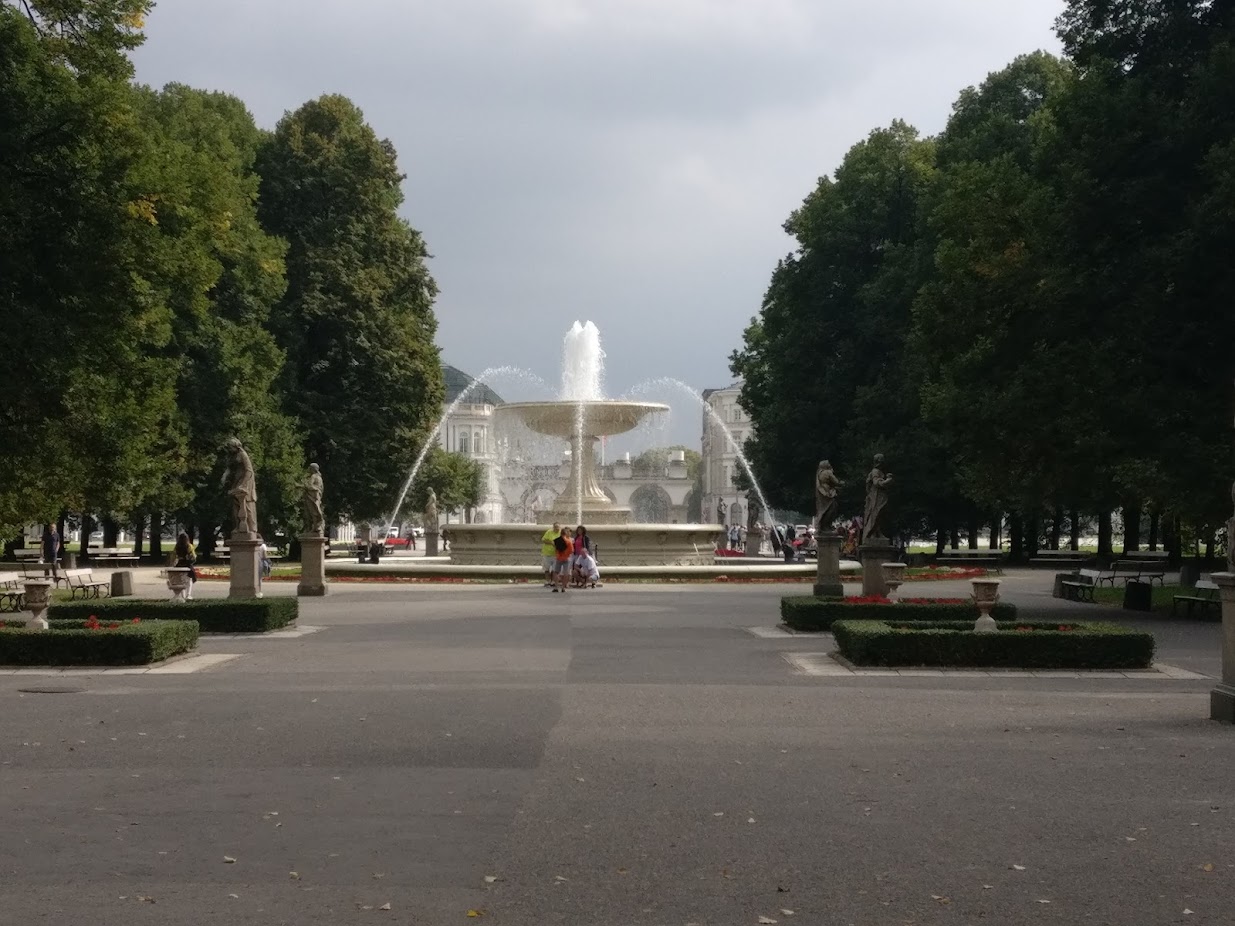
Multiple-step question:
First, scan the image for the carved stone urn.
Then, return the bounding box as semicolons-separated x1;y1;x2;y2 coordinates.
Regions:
166;567;193;602
22;579;53;630
881;562;908;602
971;578;1002;633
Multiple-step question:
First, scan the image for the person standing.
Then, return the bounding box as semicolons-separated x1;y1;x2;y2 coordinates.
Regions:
174;532;197;600
541;521;561;587
40;523;61;581
552;527;573;592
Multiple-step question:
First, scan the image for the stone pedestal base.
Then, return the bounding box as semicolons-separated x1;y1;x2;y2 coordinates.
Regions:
1211;573;1235;723
22;580;52;630
111;570;134;598
228;537;263;599
298;534;328;596
425;532;439;557
859;541;896;598
813;534;844;598
165;567;192;601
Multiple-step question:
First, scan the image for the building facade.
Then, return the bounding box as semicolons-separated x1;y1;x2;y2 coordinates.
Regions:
700;383;753;529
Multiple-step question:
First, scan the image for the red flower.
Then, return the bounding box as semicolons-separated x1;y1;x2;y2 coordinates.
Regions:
1057;625;1073;632
108;622;120;630
132;618;141;624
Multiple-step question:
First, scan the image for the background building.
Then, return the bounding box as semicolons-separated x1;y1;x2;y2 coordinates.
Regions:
700;384;752;529
438;365;505;523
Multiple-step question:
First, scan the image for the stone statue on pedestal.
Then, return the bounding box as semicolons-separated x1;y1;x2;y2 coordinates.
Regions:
301;463;325;536
716;498;726;525
425;488;439;529
746;491;759;534
1227;480;1235;571
814;460;842;533
222;438;258;537
861;453;893;544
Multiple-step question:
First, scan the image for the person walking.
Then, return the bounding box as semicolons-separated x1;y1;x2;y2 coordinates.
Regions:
571;525;593;587
540;521;561;587
174;531;197;600
40;523;61;581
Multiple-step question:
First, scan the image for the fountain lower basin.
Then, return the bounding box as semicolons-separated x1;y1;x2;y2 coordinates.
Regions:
447;522;724;567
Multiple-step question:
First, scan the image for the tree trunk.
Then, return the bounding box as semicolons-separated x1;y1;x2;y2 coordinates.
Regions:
1008;512;1024;560
102;517;119;548
988;514;1001;551
1097;510;1113;557
132;514;146;560
948;525;959;550
967;517;979;550
1122;503;1141;554
934;526;946;557
80;513;95;563
1049;504;1063;550
1069;507;1081;550
196;521;215;560
1023;509;1041;558
57;512;68;561
1204;533;1215;562
149;512;164;562
1148;510;1160;551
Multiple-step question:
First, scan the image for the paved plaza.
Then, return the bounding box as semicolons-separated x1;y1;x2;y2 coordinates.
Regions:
0;572;1231;925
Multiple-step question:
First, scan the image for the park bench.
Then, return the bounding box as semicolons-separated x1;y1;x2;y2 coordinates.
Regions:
1097;559;1167;588
1172;579;1220;618
1060;568;1101;602
13;549;41;562
1030;549;1094;568
20;560;67;586
0;577;23;612
936;548;1007;573
64;568;110;600
90;551;141;568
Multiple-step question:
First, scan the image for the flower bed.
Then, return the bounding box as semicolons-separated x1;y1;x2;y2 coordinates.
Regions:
780;596;1017;632
0;618;199;666
831;620;1154;669
50;598;297;634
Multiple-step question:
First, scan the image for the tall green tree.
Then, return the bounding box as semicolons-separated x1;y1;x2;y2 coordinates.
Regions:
132;83;302;545
256;95;444;524
0;6;180;537
731;122;939;533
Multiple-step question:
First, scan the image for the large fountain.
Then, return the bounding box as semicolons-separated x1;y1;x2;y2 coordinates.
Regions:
448;322;724;566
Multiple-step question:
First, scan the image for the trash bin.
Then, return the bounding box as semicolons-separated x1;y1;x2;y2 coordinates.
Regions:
1123;580;1152;612
111;571;133;598
1052;572;1074;598
1179;562;1200;588
368;542;382;565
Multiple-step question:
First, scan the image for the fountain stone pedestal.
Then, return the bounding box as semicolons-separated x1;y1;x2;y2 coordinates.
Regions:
1211;573;1235;723
812;533;844;598
424;531;439;557
228;534;263;599
859;541;896;598
298;534;328;596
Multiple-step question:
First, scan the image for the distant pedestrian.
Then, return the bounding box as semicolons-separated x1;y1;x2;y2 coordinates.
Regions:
552;527;573;592
541;521;561;587
174;531;197;600
41;523;61;580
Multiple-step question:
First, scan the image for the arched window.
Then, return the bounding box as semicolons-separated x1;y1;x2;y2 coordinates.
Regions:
459;433;470;454
474;430;483;454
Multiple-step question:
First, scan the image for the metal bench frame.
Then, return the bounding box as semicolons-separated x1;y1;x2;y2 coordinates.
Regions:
64;568;110;600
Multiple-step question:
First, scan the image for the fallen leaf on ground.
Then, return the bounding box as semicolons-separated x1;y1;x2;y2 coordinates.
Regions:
1202;863;1214;872
748;817;756;824
1037;899;1051;904
373;873;385;879
1011;864;1026;871
466;911;484;918
289;872;300;880
1184;910;1193;916
379;902;391;910
227;894;239;899
713;812;724;817
483;875;500;883
780;910;795;916
983;885;993;890
554;875;569;882
223;856;236;864
758;917;777;924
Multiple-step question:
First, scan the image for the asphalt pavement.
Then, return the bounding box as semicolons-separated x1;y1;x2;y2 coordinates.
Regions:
0;573;1230;925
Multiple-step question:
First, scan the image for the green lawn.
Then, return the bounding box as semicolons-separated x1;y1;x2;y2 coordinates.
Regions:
1092;583;1216;615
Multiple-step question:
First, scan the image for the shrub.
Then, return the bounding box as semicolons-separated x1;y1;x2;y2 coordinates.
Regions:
831;620;1154;669
49;597;297;633
780;596;1018;632
0;619;199;666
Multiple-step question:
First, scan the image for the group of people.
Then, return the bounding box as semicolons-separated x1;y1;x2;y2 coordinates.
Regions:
539;522;600;592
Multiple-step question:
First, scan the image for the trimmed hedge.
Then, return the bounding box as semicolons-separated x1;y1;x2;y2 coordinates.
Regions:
831;620;1155;669
780;596;1018;632
0;619;199;666
49;597;297;633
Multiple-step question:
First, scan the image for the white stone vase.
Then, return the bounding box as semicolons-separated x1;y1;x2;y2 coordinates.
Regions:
22;579;53;630
166;567;193;602
881;562;908;602
972;578;1002;633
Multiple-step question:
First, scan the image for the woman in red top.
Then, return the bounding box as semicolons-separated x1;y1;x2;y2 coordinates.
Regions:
552;527;573;592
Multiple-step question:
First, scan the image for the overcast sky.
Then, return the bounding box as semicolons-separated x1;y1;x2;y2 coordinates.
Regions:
133;0;1064;443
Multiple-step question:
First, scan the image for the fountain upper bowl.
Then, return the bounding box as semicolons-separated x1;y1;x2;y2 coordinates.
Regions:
496;400;670;439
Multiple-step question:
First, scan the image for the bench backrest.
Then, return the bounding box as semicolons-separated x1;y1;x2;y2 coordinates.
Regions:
1195;579;1220;592
63;568;92;579
1078;568;1102;580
